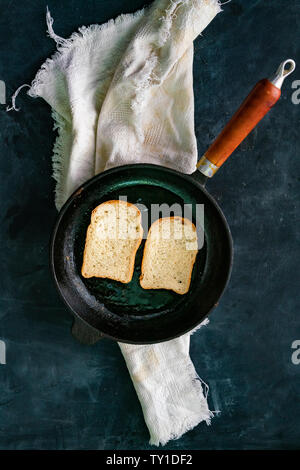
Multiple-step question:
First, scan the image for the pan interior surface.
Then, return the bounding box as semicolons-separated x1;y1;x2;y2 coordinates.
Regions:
52;165;232;343
75;182;206;316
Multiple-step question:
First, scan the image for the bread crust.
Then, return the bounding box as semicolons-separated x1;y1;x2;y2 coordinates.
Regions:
81;200;143;283
139;216;198;295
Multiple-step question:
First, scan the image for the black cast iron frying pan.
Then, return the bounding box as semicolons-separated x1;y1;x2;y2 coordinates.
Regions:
50;61;295;344
51;164;232;344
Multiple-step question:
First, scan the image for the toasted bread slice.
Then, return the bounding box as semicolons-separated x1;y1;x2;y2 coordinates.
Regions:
81;200;143;283
140;217;198;295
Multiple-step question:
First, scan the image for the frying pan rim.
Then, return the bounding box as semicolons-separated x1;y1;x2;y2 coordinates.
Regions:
50;163;233;344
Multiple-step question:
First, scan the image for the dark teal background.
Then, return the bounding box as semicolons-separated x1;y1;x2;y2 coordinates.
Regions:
0;0;299;450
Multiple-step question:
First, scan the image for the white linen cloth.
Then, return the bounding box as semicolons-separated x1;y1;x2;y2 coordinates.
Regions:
11;0;222;446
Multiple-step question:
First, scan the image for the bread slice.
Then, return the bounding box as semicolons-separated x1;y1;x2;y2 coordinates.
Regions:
140;217;198;295
81;200;143;283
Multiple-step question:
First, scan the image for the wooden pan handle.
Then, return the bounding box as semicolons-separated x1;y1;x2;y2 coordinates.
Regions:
197;59;296;177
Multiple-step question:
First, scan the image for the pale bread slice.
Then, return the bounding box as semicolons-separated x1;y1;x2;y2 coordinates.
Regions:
81;200;143;283
140;217;198;295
